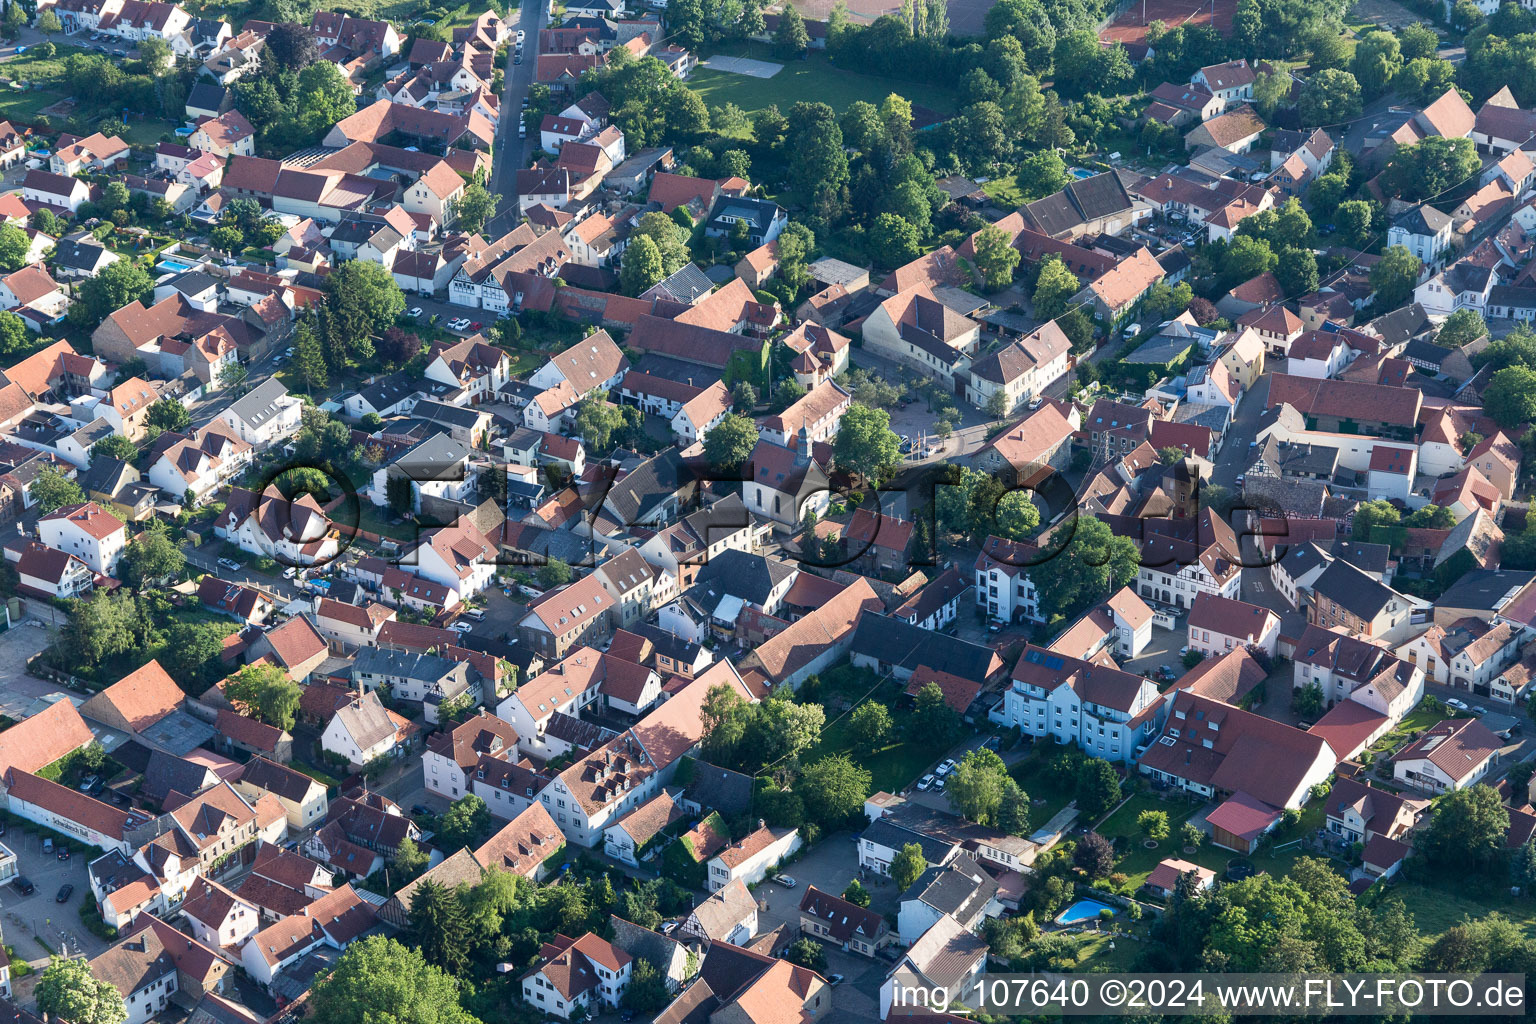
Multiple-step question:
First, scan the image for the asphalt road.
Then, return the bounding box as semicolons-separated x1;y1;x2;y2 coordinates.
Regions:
486;0;548;236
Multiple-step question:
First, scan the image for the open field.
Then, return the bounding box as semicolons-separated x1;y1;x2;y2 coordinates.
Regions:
1099;0;1237;51
688;45;955;119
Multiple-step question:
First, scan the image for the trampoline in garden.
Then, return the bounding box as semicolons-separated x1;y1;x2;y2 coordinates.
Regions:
1226;859;1256;881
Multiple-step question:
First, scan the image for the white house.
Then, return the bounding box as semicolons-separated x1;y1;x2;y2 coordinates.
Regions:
521;933;632;1021
1393;717;1502;792
37;501;126;575
217;378;303;448
1186;593;1281;659
705;824;800;892
320;693;411;769
999;646;1163;762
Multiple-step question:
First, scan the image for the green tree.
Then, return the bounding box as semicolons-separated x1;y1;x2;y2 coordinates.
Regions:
36;958;126;1024
1292;680;1325;718
773;5;809;54
797;753;870;826
842;878;872;907
1350;30;1403;97
1352;499;1401;541
218;360;249;395
65;591;143;668
1073;831;1115;878
324;260;405;367
391;835;429;880
92;434;138;464
848;701;892;753
833;404;902;483
309;936;478;1024
292;320;329;393
408;880;470;976
537;558;573;589
702;412;757;471
1438;309;1488;348
1076;757;1122;821
1276;247;1319;296
118;530;185;588
785;937;827;971
870;212;921;268
946;749;1011;826
438;794;492;851
0;309;24;354
571;392;624;454
0;223;29;271
892;842;927;891
1484;366;1536;430
1299;68;1362;125
75;258;153;325
619;234;664;295
1030;516;1138;623
31;464;85;513
995;491;1040;540
910;680;962;745
1404;504;1456;529
146;398;190;434
1369;245;1423;309
1383;136;1480;202
1399;21;1439;59
1031;254;1079;319
36;9;62;38
224;662;302;731
623;958;672;1013
1419;784;1510;871
1334;200;1373;247
972;224;1021;291
1252;68;1292;117
450;183;498;234
1138;809;1170;841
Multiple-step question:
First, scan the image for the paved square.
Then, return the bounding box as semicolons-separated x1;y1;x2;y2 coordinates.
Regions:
700;55;783;78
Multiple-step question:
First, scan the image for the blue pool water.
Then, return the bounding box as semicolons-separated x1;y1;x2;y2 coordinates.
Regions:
157;256;197;273
1056;899;1115;925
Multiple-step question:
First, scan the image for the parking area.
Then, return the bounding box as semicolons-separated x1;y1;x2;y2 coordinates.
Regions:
0;828;109;964
1122;620;1186;682
0;623;66;721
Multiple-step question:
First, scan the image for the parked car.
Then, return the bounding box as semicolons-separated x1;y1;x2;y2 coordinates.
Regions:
218;557;241;571
451;621;474;634
771;874;796;888
41;838;52;854
55;884;72;903
1446;698;1470;711
1473;705;1489;716
933;777;947;792
411;804;432;818
827;974;845;986
407;306;423;318
57;847;70;861
935;758;958;777
14;877;32;896
917;774;935;790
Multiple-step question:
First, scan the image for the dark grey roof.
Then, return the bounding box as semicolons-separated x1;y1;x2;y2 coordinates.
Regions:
186;82;231;112
505;426;542;451
1393;204;1453;236
52;237;113;272
239;756;318;803
162;269;219;295
1312;560;1400;621
1331;540;1390;574
904;853;998;920
652;263;713;303
544;711;612;749
1401;338;1452;368
599;447;693;525
631;622;704;664
226;377;292;429
412;398;485;430
1366;303;1434;346
143;750;217;805
1068;171;1134;220
849;613;998;683
858;816;957;865
692;550;795;607
679;757;753;816
352;647;464;684
1436;569;1536;612
1242;474;1328;518
707;195;784;233
391;432;471;477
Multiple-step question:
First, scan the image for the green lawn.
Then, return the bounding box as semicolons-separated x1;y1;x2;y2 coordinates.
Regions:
1072;932;1143;970
804;663;951;794
1364;702;1463;761
1388;876;1536;939
1009;748;1075;829
687;46;956;118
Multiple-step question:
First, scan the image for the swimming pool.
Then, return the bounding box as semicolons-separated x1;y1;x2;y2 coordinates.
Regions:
156;256;197;273
1056;899;1115;925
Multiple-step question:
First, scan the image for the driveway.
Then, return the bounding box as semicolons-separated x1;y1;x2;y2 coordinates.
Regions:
1211;374;1268;491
